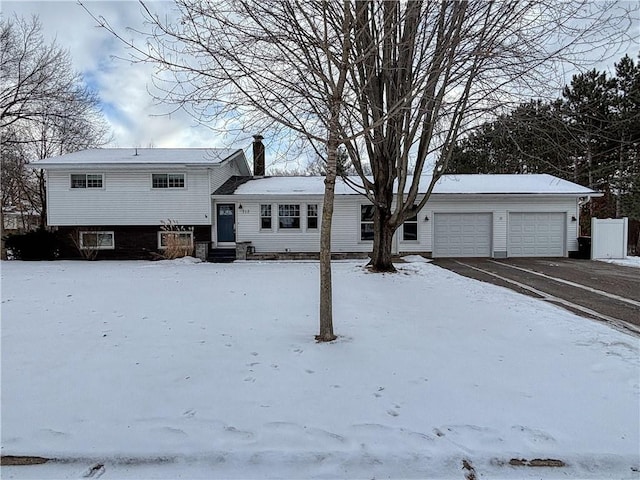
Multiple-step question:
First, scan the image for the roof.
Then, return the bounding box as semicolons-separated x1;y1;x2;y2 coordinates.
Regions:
214;176;256;195
30;148;246;169
218;174;597;196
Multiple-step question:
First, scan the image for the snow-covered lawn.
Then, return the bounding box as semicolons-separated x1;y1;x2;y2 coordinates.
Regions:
598;256;640;269
1;259;638;479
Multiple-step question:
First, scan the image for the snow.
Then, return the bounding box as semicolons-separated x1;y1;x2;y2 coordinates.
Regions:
29;148;242;167
1;259;638;479
598;256;640;268
234;174;597;196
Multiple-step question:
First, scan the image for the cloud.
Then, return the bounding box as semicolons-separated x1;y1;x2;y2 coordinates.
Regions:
3;0;241;149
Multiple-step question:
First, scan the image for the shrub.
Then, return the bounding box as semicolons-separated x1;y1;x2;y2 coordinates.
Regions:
4;230;60;260
158;220;194;260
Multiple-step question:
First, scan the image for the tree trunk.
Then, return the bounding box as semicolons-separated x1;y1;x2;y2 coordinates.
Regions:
317;147;338;343
0;208;6;260
369;207;396;272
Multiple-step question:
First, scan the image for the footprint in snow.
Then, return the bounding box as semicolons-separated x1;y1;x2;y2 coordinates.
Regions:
305;369;315;374
183;409;196;418
244;376;256;383
387;409;399;417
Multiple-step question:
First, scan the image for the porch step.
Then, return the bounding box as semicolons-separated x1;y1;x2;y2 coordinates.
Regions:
207;248;236;263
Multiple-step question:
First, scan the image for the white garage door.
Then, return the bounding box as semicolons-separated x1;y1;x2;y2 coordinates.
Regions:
433;213;492;257
508;212;565;257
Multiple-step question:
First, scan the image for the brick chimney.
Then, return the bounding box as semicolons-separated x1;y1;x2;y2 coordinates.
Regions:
252;135;265;177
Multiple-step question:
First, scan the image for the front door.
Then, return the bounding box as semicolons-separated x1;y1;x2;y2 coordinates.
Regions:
217;204;236;243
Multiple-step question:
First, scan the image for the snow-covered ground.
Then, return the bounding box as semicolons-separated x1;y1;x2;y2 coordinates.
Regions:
598;255;640;269
1;258;638;479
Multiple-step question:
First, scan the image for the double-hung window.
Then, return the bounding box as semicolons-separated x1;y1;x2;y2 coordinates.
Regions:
80;231;114;250
307;204;318;230
403;206;418;241
71;174;103;189
360;205;375;241
260;204;272;229
152;173;185;189
278;204;300;229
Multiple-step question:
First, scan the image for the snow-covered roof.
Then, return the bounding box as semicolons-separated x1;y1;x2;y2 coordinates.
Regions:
30;148;245;168
230;174;597;196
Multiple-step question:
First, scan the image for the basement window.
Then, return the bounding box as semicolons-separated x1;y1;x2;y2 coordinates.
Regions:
71;174;103;189
152;173;185;189
278;204;300;229
80;231;114;250
360;205;374;241
158;231;194;249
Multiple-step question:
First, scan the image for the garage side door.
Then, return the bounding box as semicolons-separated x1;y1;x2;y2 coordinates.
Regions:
433;213;492;258
508;212;565;257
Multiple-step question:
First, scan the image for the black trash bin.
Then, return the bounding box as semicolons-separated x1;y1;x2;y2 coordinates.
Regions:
577;236;591;259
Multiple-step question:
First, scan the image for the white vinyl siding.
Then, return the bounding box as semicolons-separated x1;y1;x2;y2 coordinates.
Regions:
47;169;211;225
210;160;242;193
223;194;579;257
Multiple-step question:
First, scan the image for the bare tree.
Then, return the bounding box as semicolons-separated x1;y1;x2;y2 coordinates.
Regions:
334;1;635;271
82;0;366;341
1;15;110;257
81;1;634;330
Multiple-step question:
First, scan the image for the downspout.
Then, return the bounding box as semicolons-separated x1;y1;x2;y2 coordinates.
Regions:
577;196;592;236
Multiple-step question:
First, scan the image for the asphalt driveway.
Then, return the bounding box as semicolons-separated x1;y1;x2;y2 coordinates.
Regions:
432;258;640;335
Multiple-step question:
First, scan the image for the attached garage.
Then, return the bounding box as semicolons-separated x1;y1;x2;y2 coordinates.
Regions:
433;213;492;258
508;212;565;257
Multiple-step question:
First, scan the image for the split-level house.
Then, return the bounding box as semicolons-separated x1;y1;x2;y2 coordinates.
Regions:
33;136;599;260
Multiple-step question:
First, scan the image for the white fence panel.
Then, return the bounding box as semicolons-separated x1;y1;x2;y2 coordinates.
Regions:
591;217;628;259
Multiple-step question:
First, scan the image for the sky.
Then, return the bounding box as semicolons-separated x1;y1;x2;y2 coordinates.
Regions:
3;1;639;162
4;1;255;152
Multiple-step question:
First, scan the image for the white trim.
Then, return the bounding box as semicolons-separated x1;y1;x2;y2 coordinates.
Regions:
79;231;114;250
359;204;374;242
277;203;301;230
306;203;319;231
259;203;273;231
401;205;419;242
